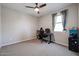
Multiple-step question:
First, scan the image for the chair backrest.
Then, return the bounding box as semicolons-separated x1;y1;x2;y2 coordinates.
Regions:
36;30;40;35
45;28;51;33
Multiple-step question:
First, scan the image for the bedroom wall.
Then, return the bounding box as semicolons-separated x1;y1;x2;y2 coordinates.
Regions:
1;6;38;46
0;4;1;48
38;15;53;32
38;4;78;46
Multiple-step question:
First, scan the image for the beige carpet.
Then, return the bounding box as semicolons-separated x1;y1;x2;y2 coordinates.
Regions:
0;39;78;56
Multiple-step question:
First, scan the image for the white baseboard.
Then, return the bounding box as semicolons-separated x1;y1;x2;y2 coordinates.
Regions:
2;38;34;47
55;41;68;47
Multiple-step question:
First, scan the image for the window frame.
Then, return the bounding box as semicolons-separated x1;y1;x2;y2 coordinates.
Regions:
54;13;64;32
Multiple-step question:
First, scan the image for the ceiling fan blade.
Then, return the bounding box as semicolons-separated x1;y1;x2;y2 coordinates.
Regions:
39;4;46;8
25;6;35;8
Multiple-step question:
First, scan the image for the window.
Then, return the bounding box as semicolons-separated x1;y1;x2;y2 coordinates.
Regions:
54;13;63;32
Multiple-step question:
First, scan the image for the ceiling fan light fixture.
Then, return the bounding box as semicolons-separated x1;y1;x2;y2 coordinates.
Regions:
34;8;39;12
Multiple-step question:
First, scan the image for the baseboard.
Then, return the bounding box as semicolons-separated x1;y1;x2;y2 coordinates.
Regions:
55;42;68;48
2;38;34;47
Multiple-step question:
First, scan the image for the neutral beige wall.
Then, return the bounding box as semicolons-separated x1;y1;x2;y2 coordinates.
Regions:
0;4;1;48
38;4;78;46
38;15;53;32
66;4;78;28
2;6;38;46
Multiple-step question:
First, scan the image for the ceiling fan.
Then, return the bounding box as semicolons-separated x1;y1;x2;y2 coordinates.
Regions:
25;3;46;14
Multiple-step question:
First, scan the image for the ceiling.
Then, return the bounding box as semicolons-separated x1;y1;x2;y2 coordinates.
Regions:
2;3;71;17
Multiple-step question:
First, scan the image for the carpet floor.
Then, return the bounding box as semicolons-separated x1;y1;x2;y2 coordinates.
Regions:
0;39;79;56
